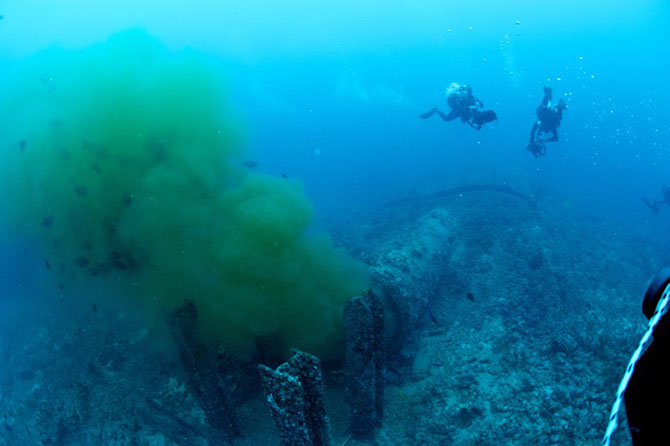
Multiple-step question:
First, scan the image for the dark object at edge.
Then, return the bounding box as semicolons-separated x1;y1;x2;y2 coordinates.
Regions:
624;267;670;445
642;267;670;327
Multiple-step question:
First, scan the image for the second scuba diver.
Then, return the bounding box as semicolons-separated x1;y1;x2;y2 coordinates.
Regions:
420;83;498;130
527;87;567;157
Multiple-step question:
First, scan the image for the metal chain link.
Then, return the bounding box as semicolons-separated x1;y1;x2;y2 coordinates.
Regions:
602;283;670;446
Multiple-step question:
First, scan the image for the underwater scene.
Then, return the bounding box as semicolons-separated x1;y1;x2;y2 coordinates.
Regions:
1;1;669;445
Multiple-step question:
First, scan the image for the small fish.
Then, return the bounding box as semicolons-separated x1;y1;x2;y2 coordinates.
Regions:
123;192;133;207
42;216;53;228
90;268;99;276
92;304;98;312
74;186;87;197
58;283;65;291
19;140;26;151
45;260;51;269
281;173;287;179
75;256;90;268
466;292;475;301
242;160;258;169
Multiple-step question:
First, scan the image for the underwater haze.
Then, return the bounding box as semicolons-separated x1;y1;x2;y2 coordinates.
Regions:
1;1;669;224
1;1;669;445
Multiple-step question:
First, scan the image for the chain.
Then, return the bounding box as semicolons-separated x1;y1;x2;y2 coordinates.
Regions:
602;283;670;446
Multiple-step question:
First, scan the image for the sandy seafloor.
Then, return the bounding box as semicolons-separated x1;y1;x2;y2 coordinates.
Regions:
1;181;668;446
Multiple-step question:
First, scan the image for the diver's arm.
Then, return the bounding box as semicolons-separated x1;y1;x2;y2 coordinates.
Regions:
529;122;539;142
538;134;558;143
541;87;552;107
419;107;438;119
466;112;482;130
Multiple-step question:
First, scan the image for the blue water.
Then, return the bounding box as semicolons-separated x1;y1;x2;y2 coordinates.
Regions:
1;1;669;444
1;1;668;223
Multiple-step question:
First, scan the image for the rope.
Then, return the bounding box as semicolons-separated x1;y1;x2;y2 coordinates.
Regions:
602;283;670;446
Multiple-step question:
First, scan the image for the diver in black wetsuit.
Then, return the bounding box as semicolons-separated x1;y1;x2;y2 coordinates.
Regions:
527;87;567;157
623;269;670;445
420;83;497;130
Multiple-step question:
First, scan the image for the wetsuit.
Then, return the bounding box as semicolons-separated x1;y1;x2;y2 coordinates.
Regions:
420;87;482;122
529;88;564;143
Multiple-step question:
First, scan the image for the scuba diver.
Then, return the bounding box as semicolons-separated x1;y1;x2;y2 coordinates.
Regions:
526;87;567;157
642;185;670;215
420;82;498;130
